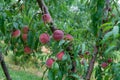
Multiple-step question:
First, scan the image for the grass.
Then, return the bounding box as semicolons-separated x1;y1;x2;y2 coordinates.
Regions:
0;66;42;80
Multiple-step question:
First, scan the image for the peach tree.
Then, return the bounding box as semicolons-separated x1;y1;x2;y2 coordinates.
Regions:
0;0;120;80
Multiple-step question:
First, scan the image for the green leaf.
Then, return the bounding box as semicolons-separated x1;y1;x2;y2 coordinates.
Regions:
99;22;112;29
13;22;18;29
48;69;54;80
104;75;109;80
0;16;5;35
52;62;59;72
34;38;39;50
62;53;67;61
27;31;34;47
82;43;85;54
57;70;62;80
104;46;116;55
95;66;102;80
70;73;81;80
102;31;113;43
112;26;119;38
59;40;65;46
103;26;113;33
117;21;120;33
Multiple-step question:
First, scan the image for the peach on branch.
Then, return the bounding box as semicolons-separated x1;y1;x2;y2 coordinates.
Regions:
24;46;32;54
46;58;54;68
22;26;29;34
101;62;108;68
56;51;64;60
39;33;50;44
64;34;73;41
42;14;52;24
107;58;112;63
53;30;64;41
22;34;28;41
12;29;21;38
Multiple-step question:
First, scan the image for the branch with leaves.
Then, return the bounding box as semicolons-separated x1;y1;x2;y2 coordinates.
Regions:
37;0;76;79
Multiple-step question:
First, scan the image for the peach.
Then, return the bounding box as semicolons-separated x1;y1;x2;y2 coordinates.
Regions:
39;33;50;44
42;14;52;24
24;46;32;54
107;58;112;63
101;62;108;68
46;58;54;68
64;34;73;41
56;51;64;60
53;30;64;41
22;26;29;34
22;34;27;41
12;30;21;38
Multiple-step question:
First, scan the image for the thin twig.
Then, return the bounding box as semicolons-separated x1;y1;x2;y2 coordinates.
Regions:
42;68;48;80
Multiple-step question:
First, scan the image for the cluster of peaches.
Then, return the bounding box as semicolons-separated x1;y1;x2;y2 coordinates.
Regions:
11;13;73;68
80;51;112;68
11;26;32;54
101;58;112;68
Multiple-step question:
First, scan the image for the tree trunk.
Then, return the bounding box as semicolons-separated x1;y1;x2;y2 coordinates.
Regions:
0;53;12;80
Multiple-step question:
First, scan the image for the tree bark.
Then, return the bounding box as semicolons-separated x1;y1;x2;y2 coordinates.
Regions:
37;0;57;32
85;46;98;80
0;53;12;80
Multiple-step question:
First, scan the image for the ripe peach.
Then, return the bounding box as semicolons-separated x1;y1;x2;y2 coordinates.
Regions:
53;30;64;41
64;34;73;41
22;34;27;41
56;51;64;60
42;14;52;24
39;33;50;44
24;46;32;54
22;26;29;34
46;58;54;68
107;58;112;63
101;62;108;68
12;30;21;38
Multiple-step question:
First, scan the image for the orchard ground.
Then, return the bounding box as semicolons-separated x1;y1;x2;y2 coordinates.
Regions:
0;51;47;80
0;66;41;80
0;40;49;80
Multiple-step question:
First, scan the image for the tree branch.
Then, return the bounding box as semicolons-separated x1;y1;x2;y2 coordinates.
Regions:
37;0;57;32
36;0;76;75
85;46;98;80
